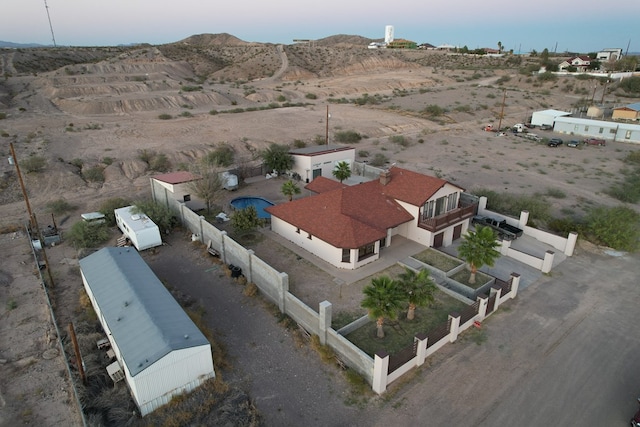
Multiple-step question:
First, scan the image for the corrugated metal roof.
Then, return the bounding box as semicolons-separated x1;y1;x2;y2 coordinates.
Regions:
79;247;209;377
290;144;353;156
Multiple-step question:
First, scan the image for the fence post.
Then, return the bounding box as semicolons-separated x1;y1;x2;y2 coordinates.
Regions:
278;272;289;313
179;201;186;226
564;232;578;256
448;313;461;343
198;215;205;243
490;285;503;311
477;295;488;321
220;231;228;264
318;301;332;345
509;272;520;298
478;196;488;214
500;238;511;256
246;249;254;284
518;210;529;229
541;250;555;273
372;351;389;394
415;333;428;367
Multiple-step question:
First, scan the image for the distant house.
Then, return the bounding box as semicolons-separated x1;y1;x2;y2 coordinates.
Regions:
612;103;640;121
289;144;355;183
559;56;592;71
596;48;623;62
79;247;215;416
265;167;476;269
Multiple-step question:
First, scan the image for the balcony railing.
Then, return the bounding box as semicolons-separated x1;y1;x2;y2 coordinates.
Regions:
418;203;477;232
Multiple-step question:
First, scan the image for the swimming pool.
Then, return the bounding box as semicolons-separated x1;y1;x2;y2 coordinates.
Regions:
230;196;275;219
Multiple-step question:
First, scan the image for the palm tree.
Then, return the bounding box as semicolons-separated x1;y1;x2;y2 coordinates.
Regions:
332;160;351;183
281;179;301;201
497;41;503;53
457;225;501;284
361;275;405;338
397;267;437;320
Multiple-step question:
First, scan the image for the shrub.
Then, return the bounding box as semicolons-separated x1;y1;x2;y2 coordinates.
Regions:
102;157;113;165
293;139;306;148
67;221;110;249
149;153;171;172
0;112;6;120
20;155;46;173
389;135;411;147
83;166;105;183
99;197;131;226
179;111;193;117
334;130;362;143
206;144;234;167
70;158;83;169
583;206;640;251
369;153;388;167
305;93;317;99
158;114;172;120
422;104;445;116
180;85;202;92
46;199;75;215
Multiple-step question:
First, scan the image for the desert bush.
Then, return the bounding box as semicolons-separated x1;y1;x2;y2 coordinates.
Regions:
422;104;445;116
545;188;566;199
623;150;640;165
389;135;411;147
46;198;75;215
606;169;640;203
99;197;130;226
158;113;172;120
180;85;202;92
0;112;6;120
474;188;551;222
206;144;234;167
209;109;218;115
19;155;46;173
70;158;83;169
334;130;362;143
293;139;306;148
277;95;286;102
369;153;389;167
179;111;193;117
150;153;171;172
83;166;105;183
537;71;557;82
305;93;317;99
583;205;640;251
617;76;640;94
67;221;110;249
101;157;113;165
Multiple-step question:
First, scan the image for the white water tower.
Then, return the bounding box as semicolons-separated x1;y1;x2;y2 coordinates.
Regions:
384;25;394;44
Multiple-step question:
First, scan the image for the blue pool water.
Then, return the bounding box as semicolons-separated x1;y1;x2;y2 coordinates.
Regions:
230;196;275;219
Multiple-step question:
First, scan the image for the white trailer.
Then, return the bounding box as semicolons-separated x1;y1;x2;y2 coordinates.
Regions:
114;206;162;251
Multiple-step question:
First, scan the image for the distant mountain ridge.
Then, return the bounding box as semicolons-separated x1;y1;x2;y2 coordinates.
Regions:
0;40;48;48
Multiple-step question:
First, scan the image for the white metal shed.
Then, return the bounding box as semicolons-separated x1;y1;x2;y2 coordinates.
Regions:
79;247;215;416
531;109;571;127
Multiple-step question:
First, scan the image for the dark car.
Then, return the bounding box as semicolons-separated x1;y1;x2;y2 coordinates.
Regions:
584;137;606;146
567;140;580;147
631;397;640;427
548;138;563;147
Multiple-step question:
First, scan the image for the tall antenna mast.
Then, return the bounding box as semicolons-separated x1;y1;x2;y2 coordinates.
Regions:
43;0;57;47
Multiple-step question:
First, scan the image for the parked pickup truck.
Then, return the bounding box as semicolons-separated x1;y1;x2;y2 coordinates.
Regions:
472;215;524;240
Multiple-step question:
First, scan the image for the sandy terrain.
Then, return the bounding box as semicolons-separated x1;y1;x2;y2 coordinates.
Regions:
0;43;638;425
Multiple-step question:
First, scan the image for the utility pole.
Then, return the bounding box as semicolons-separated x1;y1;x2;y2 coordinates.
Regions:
325;105;330;146
9;143;35;231
497;89;506;132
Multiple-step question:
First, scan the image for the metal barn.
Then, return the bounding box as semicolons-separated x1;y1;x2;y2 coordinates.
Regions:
79;247;215;416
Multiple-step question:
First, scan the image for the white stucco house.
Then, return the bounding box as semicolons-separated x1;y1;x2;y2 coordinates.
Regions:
151;171;205;211
596;48;623;62
79;247;215;416
289;144;355;183
265;166;477;270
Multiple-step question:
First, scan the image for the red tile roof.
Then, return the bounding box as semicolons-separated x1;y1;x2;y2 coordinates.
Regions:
305;176;347;194
266;167;460;248
152;171;200;185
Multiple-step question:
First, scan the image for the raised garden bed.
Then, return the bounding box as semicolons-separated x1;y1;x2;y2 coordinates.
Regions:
412;248;464;272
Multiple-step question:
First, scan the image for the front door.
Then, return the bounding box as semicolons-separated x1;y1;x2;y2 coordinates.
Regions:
312;168;321;179
433;232;444;248
453;224;462;240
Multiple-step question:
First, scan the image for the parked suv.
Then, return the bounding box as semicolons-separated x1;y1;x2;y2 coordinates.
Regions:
548;138;563;147
584;137;606;146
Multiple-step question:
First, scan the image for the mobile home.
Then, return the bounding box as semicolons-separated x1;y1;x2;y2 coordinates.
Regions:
114;206;162;251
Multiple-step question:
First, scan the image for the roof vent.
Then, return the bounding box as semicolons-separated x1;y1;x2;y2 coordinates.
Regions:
184;334;189;339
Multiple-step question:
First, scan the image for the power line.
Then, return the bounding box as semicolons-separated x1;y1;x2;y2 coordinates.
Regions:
43;0;57;47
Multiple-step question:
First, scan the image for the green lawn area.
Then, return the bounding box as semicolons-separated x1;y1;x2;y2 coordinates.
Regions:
412;248;464;272
449;268;492;289
345;289;468;357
